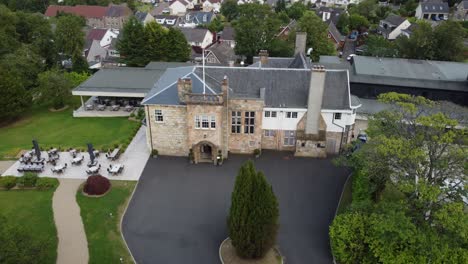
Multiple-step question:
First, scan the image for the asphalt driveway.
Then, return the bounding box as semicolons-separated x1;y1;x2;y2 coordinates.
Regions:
122;151;349;264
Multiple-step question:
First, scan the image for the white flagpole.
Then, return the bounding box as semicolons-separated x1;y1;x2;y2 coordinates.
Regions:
202;48;206;94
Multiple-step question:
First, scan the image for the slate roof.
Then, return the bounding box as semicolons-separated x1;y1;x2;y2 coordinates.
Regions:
328;21;344;43
316;6;345;25
462;0;468;9
420;1;449;13
184;11;214;25
381;14;406;26
44;5;107;18
105;4;132;17
250;53;311;69
221;26;235;41
179;28;211;43
135;11;149;22
151;2;170;16
86;28;108;41
143;66;353;110
206;42;236;65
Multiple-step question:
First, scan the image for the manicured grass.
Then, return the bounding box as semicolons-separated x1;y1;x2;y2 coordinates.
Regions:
0;107;140;159
77;180;137;264
0;188;58;263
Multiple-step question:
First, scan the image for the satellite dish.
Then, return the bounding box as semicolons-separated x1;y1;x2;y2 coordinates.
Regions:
307;48;313;56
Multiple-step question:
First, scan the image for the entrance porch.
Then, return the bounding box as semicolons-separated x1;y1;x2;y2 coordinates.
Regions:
193;141;218;164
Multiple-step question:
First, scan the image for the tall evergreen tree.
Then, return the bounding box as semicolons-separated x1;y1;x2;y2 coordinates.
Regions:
164;28;190;62
145;21;167;61
228;161;279;259
117;16;148;66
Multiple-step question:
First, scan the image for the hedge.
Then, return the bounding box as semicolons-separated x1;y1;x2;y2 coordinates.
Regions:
36;178;59;190
17;173;38;188
0;176;17;190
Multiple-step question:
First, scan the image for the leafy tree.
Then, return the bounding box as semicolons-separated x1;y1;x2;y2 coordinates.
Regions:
364;35;397;57
64;71;90;87
348;14;370;31
234;3;281;62
55;14;85;58
275;0;286;13
396;21;434;60
71;53;89;73
1;45;44;90
228;161;279;259
117;16;147;66
0;65;31;121
37;69;73;109
221;0;239;22
269;38;294;57
286;2;307;20
433;20;465;62
336;13;350;35
399;0;418;17
145;21;167;61
206;17;224;33
297;11;335;61
348;0;379;24
164;28;190;62
276;11;290;24
0;215;53;264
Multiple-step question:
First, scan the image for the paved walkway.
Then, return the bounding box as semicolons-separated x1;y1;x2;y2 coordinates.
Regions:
0;161;15;174
53;179;89;264
2;126;150;180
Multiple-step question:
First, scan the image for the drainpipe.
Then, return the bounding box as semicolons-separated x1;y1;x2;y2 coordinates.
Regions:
332;114;345;154
146;105;154;153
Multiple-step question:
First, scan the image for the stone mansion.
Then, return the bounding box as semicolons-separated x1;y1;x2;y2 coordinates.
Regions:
142;55;361;163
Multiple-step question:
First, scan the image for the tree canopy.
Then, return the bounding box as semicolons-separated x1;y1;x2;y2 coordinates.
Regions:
297;11;335;61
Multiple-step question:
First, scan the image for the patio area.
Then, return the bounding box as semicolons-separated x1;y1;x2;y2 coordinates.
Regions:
2;127;150;181
73;96;141;118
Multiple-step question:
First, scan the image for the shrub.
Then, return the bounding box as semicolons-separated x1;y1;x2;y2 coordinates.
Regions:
352;170;372;207
253;149;261;156
17;172;38;187
113;143;119;149
83;175;111;195
137;108;144;118
152;149;158;156
0;176;17;190
228;161;279;258
129;113;135;117
36;177;59;190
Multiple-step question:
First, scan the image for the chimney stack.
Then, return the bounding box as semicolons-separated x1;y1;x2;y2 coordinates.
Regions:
259;50;269;65
177;77;192;103
305;65;326;135
295;32;307;55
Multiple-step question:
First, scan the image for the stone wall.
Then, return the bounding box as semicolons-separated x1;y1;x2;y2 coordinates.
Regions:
228;99;264;153
325;131;343;154
147;104;188;156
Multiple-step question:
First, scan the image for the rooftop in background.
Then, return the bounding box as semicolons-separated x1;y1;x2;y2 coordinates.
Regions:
220;26;235;41
250;53;311;69
179;28;211;43
419;1;450;13
381;14;406;26
45;5;107;18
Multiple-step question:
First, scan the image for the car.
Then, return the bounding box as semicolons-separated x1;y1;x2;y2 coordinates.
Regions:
347;54;356;61
349;31;358;40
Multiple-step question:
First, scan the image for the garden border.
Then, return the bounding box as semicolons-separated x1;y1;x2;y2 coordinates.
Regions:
219;237;284;264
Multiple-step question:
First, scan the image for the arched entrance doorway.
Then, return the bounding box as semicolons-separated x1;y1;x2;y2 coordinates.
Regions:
193;141;217;164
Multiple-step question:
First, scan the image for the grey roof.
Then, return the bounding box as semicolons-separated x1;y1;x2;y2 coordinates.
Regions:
250;53;310;69
135;11;149;23
319;56;342;64
420;1;449;13
221;26;235;41
143;66;353;110
351;57;468;92
463;0;468;9
145;61;194;70
74;62;193;95
316;7;345;25
105;4;132;17
328;21;344;43
381;14;406;26
206;42;236;65
184;11;214;25
179;28;211;43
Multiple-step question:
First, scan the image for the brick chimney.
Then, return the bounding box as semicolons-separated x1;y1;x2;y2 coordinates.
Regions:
305;65;326;135
177;77;192;103
295;32;307;55
259;50;269;65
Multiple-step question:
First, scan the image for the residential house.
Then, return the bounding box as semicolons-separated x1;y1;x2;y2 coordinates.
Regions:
192;41;237;66
86;28;118;48
169;0;189;15
179;11;215;28
400;23;418;38
219;26;236;47
155;15;179;27
135;11;155;25
316;7;346;49
377;14;411;40
44;4;132;29
180;28;214;48
83;28;119;68
415;0;449;20
104;4;133;29
277;20;297;40
454;0;468;21
314;0;358;7
202;0;221;13
326;21;345;49
151;2;171;16
141;59;360;163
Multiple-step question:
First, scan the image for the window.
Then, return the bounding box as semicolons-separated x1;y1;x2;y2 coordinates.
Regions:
155;110;163;122
264;111;270;118
286;112;298;118
265;111;277;118
244;111;255;134
231;111;241;133
271;111;277;118
195;116;200;128
264;130;276;137
334;113;342;120
202;116;209;128
284;130;296;146
210;116;216;128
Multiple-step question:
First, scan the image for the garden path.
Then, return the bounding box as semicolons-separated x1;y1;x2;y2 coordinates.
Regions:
53;178;89;264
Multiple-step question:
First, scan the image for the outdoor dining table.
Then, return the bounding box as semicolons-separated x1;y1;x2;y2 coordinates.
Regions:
69;149;77;156
109;164;123;175
85;104;94;110
97;104;106;111
88;166;99;174
48;148;58;154
111;105;120;111
106;148;120;160
124;105;134;112
19;164;44;172
71;156;84;164
53;164;66;173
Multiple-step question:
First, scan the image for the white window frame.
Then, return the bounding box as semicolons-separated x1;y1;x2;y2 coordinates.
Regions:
195;116;201;128
210;116;216;129
264;111;270;118
201;115;209;129
271;111;277;118
155;110;164;122
284;130;296;146
286;111;298;118
334;113;342;120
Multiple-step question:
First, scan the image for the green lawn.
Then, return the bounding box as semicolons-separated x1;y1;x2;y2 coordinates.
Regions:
0;189;58;263
77;180;137;264
0;107;140;159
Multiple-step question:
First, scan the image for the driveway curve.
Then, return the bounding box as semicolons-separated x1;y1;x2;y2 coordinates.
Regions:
122;151;349;264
